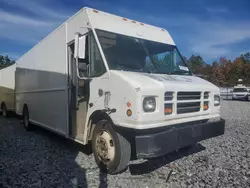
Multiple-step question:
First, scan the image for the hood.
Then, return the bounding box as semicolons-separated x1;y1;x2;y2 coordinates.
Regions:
110;70;219;92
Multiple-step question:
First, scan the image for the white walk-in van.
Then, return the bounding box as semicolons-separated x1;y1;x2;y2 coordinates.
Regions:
0;64;16;117
15;7;225;174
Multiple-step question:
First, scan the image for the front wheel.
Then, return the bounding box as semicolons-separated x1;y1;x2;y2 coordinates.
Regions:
92;120;131;174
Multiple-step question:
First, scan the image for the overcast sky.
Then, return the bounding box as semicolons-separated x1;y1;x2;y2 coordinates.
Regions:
0;0;250;63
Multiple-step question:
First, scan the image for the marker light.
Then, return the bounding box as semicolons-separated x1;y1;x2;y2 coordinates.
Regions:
203;102;209;110
165;103;173;115
126;109;132;116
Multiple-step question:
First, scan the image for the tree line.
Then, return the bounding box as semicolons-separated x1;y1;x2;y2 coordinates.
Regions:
0;55;15;70
185;52;250;87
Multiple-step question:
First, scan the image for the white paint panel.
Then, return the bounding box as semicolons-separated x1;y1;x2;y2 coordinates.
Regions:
16;25;68;135
108;70;220;129
86;8;175;45
66;9;89;43
0;64;16;111
0;64;16;89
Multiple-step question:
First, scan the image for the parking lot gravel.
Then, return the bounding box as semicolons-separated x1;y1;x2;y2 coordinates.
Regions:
1;100;250;188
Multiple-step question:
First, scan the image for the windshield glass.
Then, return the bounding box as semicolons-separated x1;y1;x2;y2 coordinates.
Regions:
233;88;247;92
96;29;191;75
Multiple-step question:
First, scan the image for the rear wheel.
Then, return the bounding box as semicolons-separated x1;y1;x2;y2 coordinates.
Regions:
92;120;131;174
1;103;8;117
23;106;32;130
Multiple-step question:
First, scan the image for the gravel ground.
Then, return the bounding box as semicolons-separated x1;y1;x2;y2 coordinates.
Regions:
1;100;250;188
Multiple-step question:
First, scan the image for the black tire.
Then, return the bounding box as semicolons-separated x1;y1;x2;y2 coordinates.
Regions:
1;103;8;117
23;106;32;130
92;120;131;174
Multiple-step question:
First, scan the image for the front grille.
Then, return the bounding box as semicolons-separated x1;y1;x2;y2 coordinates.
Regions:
177;102;201;114
236;95;245;97
177;92;201;100
204;92;210;99
164;91;206;115
164;92;174;101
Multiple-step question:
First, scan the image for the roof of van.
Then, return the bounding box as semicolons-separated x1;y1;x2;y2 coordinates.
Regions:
84;7;175;45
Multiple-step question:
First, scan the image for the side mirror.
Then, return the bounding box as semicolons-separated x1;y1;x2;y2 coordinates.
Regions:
74;33;86;59
74;32;88;79
77;61;90;78
78;62;87;72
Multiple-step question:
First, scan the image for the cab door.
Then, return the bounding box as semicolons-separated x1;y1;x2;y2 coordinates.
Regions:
69;31;109;143
68;35;89;142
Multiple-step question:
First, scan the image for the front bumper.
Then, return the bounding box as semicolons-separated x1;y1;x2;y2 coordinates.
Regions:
135;118;225;158
233;95;248;100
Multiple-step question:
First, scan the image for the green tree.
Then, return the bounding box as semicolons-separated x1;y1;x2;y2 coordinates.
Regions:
187;55;206;74
240;52;250;64
0;55;15;69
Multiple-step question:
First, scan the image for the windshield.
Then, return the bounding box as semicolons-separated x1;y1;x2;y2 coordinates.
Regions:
96;29;191;75
233;88;247;92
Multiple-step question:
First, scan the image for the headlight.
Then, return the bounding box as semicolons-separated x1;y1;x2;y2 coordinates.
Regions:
143;96;156;112
214;95;220;106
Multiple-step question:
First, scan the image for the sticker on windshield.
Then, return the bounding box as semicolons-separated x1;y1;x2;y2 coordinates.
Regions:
179;65;189;71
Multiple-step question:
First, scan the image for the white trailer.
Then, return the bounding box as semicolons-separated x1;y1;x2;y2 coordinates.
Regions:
15;7;225;174
0;64;16;117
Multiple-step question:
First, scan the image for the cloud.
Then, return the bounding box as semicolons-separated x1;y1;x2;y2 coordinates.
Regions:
188;20;250;59
0;0;70;44
206;7;229;14
0;10;52;26
3;0;70;20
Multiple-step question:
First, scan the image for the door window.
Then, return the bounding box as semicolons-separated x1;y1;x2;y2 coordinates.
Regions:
89;33;106;77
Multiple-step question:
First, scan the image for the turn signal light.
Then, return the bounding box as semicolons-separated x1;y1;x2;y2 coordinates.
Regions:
165;103;173;115
126;109;132;116
203;105;208;110
164;108;172;114
127;102;131;107
203;102;209;111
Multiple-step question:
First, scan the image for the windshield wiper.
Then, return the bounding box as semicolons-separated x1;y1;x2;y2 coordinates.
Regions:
168;70;190;75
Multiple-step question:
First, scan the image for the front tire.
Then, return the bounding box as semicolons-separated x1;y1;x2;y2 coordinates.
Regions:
92;120;131;174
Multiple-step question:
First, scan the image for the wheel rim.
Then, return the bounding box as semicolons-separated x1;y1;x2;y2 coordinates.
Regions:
95;131;115;164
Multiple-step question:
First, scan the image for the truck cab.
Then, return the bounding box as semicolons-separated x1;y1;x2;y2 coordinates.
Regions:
72;8;225;174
